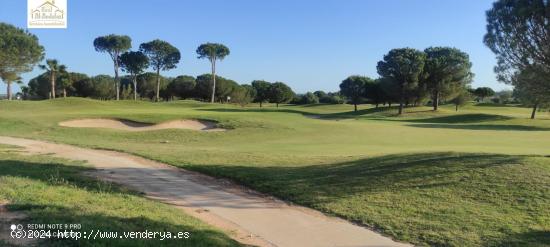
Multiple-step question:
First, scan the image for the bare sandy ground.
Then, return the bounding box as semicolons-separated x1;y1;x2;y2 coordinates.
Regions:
0;136;411;247
59;119;226;132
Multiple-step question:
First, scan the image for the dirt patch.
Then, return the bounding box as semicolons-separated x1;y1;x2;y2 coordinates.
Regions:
59;119;226;132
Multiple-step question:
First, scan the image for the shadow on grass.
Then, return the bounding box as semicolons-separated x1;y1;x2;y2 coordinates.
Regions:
474;102;517;107
0;160;131;195
406;123;550;131
186;152;549;246
203;108;539;129
402;113;513;123
0;159;239;247
200;106;394;119
6;204;235;247
187;152;523;204
494;230;550;247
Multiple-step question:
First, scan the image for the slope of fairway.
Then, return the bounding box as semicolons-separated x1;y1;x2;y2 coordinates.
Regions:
0;98;549;246
0;145;239;246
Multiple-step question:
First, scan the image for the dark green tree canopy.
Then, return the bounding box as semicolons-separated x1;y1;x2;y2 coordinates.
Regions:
485;0;550;118
119;51;149;76
294;92;320;105
423;47;472;93
423;47;473;109
168;75;196;97
512;65;550;107
484;0;550;83
313;90;327;99
39;59;66;74
251;80;272;104
196;43;230;61
451;90;471;111
473;87;495;101
137;72;168;99
72;75;115;99
139;40;181;71
377;48;426;114
93;34;132;61
231;84;257;107
339;75;372;105
269;82;295;106
365;80;387;106
0;22;44;75
27;73;51;99
195;74;239;101
377;48;426;89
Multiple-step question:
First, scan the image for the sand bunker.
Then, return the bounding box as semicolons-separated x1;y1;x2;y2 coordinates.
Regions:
59;119;226;132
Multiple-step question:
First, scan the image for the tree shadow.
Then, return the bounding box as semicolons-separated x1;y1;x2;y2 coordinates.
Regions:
186;152;548;246
0;159;132;195
0;159;240;246
199;107;308;115
491;230;550;247
199;106;393;120
406;123;550;131
475;103;517;107
402;113;513;123
187;152;523;205
5;204;237;247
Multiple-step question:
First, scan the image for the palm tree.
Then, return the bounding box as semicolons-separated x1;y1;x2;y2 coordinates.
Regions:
39;59;67;99
196;43;230;103
58;73;71;98
0;72;22;100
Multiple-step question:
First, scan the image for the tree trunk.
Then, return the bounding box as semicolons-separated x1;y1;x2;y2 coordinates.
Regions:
354;103;357;112
260;102;263;108
155;68;161;102
133;75;138;101
51;71;56;99
375;103;379;108
210;58;216;103
7;83;11;100
276;103;279;108
455;104;458;112
531;103;538;119
433;91;439;111
389;102;392;108
63;88;67;98
398;84;405;115
114;62;120;101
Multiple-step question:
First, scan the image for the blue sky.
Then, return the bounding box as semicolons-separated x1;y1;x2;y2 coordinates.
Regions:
0;0;510;94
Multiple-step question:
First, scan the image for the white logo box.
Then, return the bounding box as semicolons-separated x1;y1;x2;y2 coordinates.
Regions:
28;0;67;29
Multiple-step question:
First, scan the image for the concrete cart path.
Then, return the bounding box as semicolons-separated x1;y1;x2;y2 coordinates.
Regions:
0;136;411;247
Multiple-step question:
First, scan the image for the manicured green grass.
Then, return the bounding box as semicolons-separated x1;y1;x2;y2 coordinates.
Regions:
0;146;239;247
196;152;550;246
0;98;549;246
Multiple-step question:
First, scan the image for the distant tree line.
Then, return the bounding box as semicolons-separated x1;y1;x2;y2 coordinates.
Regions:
23;71;299;106
336;47;474;114
2;19;541;117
